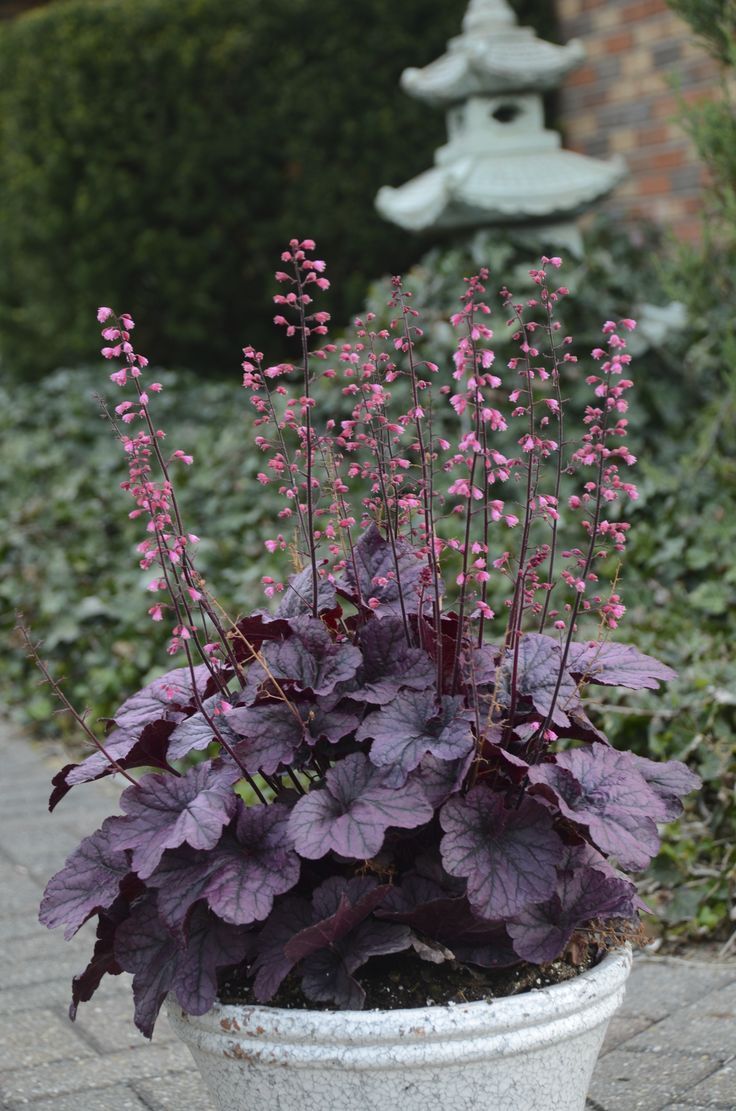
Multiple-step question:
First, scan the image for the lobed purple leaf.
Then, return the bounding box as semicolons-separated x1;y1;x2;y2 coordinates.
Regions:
251;895;313;1002
148;802;300;931
440;786;561;919
275;565;338;618
40;817;131;939
358;691;474;784
260;617;362;697
498;634;579;727
567;641;677;690
112;760;240;879
114;894;251;1038
508;866;638;963
353;616;436;705
527;744;668;870
288;752;433;860
339;522;440;616
227;699;306;775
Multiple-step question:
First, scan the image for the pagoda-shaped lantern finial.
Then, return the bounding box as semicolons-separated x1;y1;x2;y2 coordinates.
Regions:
375;1;626;232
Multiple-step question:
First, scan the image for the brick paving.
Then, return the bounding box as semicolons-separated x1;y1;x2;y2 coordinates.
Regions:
0;720;734;1110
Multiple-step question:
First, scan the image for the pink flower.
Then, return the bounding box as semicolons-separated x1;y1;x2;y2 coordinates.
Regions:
97;306;113;323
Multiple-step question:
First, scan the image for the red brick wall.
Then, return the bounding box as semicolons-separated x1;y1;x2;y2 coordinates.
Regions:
557;0;721;241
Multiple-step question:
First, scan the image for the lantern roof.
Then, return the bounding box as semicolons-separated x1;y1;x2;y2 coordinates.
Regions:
401;0;585;107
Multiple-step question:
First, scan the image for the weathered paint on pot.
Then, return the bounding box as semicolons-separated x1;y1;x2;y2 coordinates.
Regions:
166;946;632;1111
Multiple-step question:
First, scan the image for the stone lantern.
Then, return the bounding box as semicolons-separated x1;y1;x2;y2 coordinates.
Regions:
375;0;626;233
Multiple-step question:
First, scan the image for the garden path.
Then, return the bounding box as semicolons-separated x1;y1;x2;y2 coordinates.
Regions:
0;720;733;1111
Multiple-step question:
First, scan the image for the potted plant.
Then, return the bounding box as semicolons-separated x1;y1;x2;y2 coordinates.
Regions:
34;241;699;1111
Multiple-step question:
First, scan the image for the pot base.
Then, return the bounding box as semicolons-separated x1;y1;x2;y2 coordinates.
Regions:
167;946;632;1111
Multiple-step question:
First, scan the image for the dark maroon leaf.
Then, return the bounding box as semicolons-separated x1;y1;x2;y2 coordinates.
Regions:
251;895;313;1002
440;786;561;919
148;802;300;930
260;617;362;697
60;665;215;792
50;720;177;809
339;522;439;616
354;616;436;704
275;565;338;618
567;641;677;690
558;705;610;746
288;752;433;860
166;695;239;761
40;817;130;939
231;613;293;663
498;633;578;727
69;896;129;1020
358;692;474;784
285;878;391;962
283;877;410;1009
115;894;251;1038
508;866;638;963
380;880;518;968
112;760;239;879
301;918;411;1009
527;744;668;870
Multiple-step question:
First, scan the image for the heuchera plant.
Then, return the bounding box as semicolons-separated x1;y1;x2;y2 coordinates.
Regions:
34;241;699;1038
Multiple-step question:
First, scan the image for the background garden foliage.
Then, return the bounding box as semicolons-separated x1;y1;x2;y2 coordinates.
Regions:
0;0;733;941
0;0;466;377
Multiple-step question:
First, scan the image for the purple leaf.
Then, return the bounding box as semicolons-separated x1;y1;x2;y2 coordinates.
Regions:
339;522;439;616
462;644;499;688
630;754;701;820
288;753;433;860
354;617;436;704
498;633;578;727
508;866;638;963
303;701;362;745
112;760;239;879
286;877;391;962
167;695;239;761
528;744;668;870
148;803;300;930
440;786;561;919
414;751;474;808
275;566;338;618
40;817;130;939
567;641;677;690
227;700;306;775
115;894;250;1038
358;692;474;784
260;617;362;697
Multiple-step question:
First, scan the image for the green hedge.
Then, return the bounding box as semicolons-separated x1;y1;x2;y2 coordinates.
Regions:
0;0;468;378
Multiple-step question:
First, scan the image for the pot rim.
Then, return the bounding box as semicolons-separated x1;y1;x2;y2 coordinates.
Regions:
167;944;632;1049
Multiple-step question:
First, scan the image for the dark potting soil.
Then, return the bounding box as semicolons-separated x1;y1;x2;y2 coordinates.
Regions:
218;948;598;1012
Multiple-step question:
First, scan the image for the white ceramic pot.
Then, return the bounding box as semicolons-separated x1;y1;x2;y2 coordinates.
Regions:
166;946;631;1111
